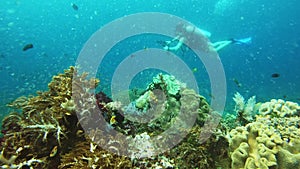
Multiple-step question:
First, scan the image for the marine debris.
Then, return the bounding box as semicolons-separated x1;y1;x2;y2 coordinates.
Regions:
0;66;299;169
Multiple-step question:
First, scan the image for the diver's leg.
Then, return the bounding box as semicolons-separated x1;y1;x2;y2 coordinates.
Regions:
212;40;233;51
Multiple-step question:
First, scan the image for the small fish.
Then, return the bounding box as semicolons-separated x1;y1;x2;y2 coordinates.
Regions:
110;115;117;125
22;43;33;51
192;67;198;73
271;73;280;78
49;146;58;157
208;93;215;99
71;3;78;11
233;78;242;87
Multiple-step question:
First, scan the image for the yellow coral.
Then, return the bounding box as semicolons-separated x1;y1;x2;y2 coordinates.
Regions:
259;99;300;117
229;99;300;169
229;122;280;169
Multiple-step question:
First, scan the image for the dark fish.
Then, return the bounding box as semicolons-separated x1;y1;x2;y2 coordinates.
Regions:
271;73;280;78
233;78;242;87
71;3;78;11
22;44;33;51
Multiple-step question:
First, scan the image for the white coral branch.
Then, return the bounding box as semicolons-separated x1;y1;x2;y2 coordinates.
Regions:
233;92;245;113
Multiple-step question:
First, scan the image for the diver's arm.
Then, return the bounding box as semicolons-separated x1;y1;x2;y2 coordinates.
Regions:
164;35;181;45
164;37;185;51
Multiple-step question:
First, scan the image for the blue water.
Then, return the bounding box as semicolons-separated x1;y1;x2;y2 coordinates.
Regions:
1;0;300;117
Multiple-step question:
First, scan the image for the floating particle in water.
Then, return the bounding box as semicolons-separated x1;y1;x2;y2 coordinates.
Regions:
71;3;78;11
22;43;33;51
7;22;14;27
271;73;280;78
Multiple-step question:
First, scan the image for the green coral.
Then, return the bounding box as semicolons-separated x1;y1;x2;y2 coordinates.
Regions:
148;73;183;96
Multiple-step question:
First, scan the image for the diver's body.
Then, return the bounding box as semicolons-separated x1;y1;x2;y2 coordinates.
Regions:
163;23;251;52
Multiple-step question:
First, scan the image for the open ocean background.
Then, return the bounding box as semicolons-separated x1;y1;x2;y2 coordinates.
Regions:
1;0;300;119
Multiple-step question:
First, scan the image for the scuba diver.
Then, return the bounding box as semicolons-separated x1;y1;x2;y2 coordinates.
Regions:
162;23;252;52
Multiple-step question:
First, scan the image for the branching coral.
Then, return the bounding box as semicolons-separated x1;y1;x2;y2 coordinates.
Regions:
0;66;96;168
23;113;67;146
58;137;132;169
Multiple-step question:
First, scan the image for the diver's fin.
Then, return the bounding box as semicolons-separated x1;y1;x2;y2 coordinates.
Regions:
232;37;252;45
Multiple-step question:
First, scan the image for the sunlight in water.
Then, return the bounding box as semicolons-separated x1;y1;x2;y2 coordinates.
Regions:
214;0;235;15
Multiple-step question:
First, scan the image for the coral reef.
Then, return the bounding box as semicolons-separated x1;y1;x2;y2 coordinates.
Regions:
0;66;98;168
259;99;300;117
147;73;185;96
0;67;229;169
227;99;300;169
228;122;280;169
2;66;299;169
